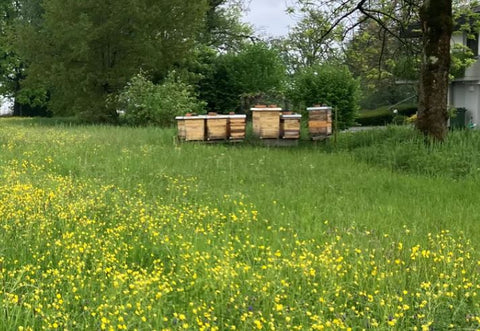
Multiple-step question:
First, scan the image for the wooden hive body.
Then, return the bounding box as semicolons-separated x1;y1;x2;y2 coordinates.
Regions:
183;116;206;141
176;118;186;140
251;106;283;139
229;115;247;140
280;114;302;139
206;115;229;140
308;107;332;138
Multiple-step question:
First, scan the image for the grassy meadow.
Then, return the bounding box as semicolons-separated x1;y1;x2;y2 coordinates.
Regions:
1;118;480;330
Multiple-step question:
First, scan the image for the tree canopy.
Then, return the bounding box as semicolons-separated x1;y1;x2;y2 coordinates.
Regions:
14;0;209;120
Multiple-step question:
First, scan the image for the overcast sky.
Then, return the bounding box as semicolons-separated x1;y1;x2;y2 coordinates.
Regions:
242;0;296;37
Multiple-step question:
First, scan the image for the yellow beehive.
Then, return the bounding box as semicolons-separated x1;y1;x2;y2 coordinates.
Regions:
280;114;302;139
308;106;332;139
206;115;229;140
251;105;283;139
228;114;247;140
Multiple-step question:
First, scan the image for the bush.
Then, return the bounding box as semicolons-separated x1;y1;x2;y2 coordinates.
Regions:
357;104;417;126
288;64;360;129
196;43;286;113
357;109;393;126
116;72;205;127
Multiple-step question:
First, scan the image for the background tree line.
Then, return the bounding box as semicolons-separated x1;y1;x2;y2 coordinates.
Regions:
1;0;478;139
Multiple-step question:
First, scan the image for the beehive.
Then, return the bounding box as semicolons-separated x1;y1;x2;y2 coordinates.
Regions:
206;115;229;140
308;106;332;139
251;105;283;139
175;115;206;141
280;114;302;139
176;117;186;140
228;114;247;140
252;104;266;135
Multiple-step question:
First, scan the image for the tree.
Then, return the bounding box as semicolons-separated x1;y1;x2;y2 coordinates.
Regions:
291;0;458;141
14;0;209;120
344;20;419;109
416;0;452;140
0;0;49;116
279;2;345;71
203;0;255;51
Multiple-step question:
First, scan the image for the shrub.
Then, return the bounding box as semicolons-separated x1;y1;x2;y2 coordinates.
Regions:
288;64;360;129
357;104;417;126
116;72;205;127
357;109;393;126
196;43;286;113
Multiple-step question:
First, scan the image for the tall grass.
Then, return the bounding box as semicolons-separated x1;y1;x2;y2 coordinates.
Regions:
1;118;480;330
334;126;480;179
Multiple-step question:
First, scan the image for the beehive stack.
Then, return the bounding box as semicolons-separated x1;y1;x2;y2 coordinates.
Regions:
280;114;302;139
308;106;332;139
229;114;247;140
206;114;229;140
251;105;283;139
183;115;207;141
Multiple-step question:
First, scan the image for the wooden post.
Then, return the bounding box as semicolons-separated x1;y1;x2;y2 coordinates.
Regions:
334;107;338;147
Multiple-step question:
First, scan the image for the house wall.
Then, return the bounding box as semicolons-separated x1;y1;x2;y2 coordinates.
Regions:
462;62;480;81
450;31;480;126
450;82;479;126
453;32;480;81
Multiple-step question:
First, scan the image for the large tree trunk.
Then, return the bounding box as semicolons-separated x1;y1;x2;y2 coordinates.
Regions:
417;0;453;141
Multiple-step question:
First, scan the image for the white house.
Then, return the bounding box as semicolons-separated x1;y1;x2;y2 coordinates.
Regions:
449;29;480;127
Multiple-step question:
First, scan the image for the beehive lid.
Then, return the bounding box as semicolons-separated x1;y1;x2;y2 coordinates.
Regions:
250;108;283;111
205;115;230;119
228;114;247;119
175;115;208;120
307;106;332;111
281;114;302;119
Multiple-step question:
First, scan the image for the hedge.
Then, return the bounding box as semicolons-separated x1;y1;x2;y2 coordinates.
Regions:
357;104;417;126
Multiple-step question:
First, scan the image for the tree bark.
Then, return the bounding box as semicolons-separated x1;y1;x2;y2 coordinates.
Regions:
417;0;453;141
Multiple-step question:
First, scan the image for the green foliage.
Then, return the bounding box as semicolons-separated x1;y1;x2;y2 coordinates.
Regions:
203;0;253;51
15;0;208;120
279;3;344;70
197;43;286;112
289;64;359;129
344;20;419;109
115;72;205;127
450;42;476;79
357;104;417;126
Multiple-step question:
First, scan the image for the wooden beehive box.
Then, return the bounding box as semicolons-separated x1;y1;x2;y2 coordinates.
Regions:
251;105;283;139
251;104;266;135
308;106;332;139
175;117;186;140
280;114;302;139
182;115;206;141
206;114;229;140
228;114;247;140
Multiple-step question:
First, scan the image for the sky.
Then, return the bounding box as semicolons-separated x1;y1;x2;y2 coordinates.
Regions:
242;0;296;37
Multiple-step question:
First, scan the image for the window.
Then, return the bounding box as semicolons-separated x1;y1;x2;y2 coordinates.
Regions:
466;33;479;56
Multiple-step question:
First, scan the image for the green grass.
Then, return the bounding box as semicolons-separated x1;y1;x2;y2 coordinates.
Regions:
1;118;480;330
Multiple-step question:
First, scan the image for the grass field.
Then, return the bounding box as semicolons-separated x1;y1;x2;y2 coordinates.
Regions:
1;118;480;330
